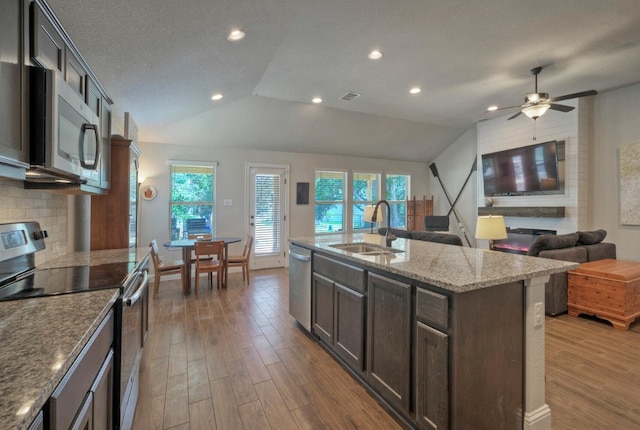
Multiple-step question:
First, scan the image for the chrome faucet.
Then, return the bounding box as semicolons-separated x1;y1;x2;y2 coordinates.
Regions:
372;200;396;247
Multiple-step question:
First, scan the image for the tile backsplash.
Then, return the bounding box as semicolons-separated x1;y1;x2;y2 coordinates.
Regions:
0;178;68;265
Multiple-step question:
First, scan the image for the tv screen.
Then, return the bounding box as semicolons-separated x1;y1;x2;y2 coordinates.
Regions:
481;140;559;196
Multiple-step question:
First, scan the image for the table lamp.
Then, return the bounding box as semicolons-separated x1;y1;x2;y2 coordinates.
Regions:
475;215;507;250
364;205;384;234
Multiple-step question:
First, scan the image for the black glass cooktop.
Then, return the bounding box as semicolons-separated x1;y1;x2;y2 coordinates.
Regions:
0;262;136;301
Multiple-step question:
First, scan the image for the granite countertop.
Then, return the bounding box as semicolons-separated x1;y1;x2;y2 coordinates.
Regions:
290;233;579;293
38;246;151;269
0;289;119;430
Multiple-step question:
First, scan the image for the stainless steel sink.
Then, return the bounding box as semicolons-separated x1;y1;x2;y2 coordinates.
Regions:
330;243;404;255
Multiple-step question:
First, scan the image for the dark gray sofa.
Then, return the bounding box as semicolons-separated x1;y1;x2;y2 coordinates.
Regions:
526;230;616;315
378;228;463;246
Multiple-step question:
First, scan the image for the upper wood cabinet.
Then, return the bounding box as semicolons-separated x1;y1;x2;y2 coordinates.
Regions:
91;137;141;250
0;0;29;170
65;48;85;98
30;1;64;72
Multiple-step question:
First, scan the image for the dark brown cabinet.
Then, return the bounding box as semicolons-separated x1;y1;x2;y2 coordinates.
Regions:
30;1;64;72
415;322;448;430
334;283;365;371
65;48;85;98
91;137;140;250
415;288;449;430
312;254;367;372
312;272;334;344
0;0;28;170
366;272;411;412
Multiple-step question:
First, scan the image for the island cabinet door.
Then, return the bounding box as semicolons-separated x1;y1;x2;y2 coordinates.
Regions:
366;273;411;412
334;283;365;372
415;321;449;430
312;273;335;344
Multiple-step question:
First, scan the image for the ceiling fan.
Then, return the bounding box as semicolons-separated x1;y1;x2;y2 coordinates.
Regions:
494;66;598;120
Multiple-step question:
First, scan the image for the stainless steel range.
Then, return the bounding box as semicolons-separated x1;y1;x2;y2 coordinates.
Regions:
0;221;149;430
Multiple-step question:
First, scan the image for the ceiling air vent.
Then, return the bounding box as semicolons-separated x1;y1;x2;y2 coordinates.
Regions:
340;92;361;101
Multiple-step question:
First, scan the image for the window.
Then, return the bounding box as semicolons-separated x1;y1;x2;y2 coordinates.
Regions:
385;174;409;228
169;163;216;239
315;170;346;233
352;172;380;230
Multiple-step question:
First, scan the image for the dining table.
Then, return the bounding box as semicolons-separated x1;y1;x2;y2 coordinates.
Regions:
163;237;242;294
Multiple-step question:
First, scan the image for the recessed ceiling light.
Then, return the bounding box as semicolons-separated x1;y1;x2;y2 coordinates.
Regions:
312;97;322;104
487;105;498;111
211;93;223;101
368;50;383;60
227;29;245;41
409;87;421;94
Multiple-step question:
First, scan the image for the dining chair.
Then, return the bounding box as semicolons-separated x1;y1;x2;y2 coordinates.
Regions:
150;239;185;298
193;240;225;296
226;234;253;285
187;233;214;266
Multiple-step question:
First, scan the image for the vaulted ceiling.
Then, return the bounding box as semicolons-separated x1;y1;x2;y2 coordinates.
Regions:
48;0;640;161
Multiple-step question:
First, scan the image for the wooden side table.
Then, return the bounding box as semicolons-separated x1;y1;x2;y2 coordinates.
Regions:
568;259;640;330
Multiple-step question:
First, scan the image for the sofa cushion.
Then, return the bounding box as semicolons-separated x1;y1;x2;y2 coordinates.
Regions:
583;242;616;261
527;233;579;257
538;246;588;264
411;231;463;245
377;227;413;239
576;229;607;245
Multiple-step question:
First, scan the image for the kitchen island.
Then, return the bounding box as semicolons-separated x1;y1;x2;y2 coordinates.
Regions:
290;233;578;430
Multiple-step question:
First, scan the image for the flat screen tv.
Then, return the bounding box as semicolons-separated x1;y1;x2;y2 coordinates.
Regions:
481;140;559;196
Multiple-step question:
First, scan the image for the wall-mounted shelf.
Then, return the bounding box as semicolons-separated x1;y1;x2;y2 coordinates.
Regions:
478;206;565;218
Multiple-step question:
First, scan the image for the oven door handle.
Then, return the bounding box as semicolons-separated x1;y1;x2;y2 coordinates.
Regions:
125;270;149;306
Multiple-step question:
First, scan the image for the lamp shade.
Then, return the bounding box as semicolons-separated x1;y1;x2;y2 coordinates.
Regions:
475;215;507;240
364;205;384;223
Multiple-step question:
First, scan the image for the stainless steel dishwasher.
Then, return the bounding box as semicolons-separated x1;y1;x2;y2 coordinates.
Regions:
289;244;311;331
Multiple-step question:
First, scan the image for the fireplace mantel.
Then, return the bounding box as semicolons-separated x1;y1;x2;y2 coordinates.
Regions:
478;206;565;218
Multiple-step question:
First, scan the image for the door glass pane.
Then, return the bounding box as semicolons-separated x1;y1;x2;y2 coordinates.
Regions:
254;174;281;255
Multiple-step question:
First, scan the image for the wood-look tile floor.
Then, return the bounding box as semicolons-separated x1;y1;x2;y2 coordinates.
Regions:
133;268;640;430
133;269;403;430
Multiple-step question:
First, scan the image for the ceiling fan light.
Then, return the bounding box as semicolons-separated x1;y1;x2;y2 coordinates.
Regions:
526;93;540;103
522;103;550;119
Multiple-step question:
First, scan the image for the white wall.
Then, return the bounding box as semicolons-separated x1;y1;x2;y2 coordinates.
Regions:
476;98;587;238
591;82;640;261
432;83;640;261
138;142;431;260
428;128;477;246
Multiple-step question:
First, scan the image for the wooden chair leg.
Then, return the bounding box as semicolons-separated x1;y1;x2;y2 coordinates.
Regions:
153;273;160;298
195;269;200;297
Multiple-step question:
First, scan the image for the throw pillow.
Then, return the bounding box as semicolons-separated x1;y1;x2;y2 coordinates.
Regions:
576;229;607;245
527;232;579;257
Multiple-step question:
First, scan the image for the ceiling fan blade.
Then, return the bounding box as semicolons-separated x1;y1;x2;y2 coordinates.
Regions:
507;111;523;120
548;103;575;112
551;90;597;102
488;104;521;112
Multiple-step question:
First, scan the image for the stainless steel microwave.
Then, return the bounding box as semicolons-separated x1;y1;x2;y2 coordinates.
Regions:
27;67;103;192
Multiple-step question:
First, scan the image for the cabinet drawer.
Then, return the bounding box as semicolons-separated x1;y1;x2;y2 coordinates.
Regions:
50;309;114;430
314;254;366;293
416;288;448;329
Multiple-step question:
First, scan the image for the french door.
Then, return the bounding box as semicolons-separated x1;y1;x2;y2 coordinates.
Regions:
248;164;289;269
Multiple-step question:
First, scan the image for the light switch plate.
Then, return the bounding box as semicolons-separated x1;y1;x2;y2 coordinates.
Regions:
223;199;232;207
